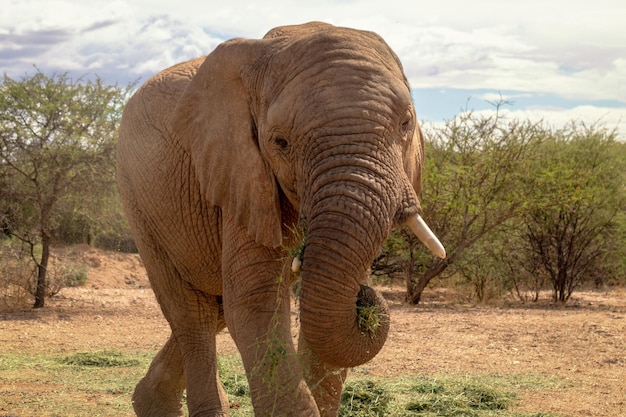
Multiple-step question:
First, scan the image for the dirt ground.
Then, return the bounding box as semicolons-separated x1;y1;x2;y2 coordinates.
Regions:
1;246;625;416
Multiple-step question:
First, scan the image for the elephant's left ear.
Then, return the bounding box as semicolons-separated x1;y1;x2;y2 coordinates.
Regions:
171;38;283;248
405;124;425;195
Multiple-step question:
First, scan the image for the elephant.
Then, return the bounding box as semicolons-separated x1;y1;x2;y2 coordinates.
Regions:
116;21;445;417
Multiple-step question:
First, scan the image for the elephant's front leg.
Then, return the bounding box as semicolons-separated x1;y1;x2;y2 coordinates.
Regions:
298;335;348;417
221;216;319;417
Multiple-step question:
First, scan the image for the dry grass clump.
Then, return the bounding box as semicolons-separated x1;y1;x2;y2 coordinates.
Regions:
60;350;140;367
339;380;391;417
356;304;384;334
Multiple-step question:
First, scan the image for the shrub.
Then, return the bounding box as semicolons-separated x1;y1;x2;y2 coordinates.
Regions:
0;239;34;309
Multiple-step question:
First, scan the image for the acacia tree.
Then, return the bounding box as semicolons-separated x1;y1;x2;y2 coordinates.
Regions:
518;124;625;302
379;111;543;303
0;70;131;308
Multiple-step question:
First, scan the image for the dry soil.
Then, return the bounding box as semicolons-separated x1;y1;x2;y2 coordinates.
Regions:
1;246;624;416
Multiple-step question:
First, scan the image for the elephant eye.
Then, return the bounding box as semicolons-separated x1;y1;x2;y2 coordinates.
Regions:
401;120;411;135
273;136;289;151
400;113;413;138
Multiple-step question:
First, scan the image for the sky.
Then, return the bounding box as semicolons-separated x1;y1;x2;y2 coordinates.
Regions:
2;0;625;138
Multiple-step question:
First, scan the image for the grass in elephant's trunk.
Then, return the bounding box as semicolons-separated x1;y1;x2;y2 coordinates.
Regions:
285;225;390;339
298;230;391;368
295;174;397;367
356;285;389;336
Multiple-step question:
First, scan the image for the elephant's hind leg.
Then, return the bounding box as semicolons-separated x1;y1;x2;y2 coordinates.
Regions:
132;236;228;416
171;288;229;417
133;336;185;417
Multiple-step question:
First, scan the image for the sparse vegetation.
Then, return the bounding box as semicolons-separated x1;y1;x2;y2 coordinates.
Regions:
0;239;89;308
285;223;307;277
373;112;626;304
60;350;141;367
339;380;391;416
1;266;622;416
1;70;624;308
0;70;134;307
0;68;624;415
0;351;564;417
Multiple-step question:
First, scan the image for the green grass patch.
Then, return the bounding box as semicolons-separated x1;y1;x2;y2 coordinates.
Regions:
339;380;392;416
0;350;152;416
60;350;141;367
338;374;562;417
218;355;253;415
0;351;562;417
405;380;513;414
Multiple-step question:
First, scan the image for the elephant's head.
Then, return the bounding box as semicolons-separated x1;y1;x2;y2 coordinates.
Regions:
172;22;445;368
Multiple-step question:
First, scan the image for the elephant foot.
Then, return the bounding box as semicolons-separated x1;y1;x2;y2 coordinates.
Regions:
132;377;185;417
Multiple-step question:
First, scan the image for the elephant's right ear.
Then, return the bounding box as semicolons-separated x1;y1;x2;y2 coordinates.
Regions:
171;39;283;248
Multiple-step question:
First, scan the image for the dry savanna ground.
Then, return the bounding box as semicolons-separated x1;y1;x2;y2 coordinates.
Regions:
0;246;625;416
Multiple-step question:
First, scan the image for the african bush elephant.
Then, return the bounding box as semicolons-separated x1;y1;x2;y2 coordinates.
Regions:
116;21;445;417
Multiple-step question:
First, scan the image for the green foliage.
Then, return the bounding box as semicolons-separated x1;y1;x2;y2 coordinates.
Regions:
404;378;527;416
406;379;513;413
286;224;308;261
504;123;625;301
45;258;89;296
411;378;446;394
461;383;513;409
377;109;626;303
378;109;544;303
337;375;556;417
0;70;130;236
0;70;134;306
63;264;88;287
0;351;150;416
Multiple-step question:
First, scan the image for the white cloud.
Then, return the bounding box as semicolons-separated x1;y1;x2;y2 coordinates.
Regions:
425;105;626;141
513;106;626;138
1;0;625;137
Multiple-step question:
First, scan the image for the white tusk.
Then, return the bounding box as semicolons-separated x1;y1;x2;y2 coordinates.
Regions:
406;214;446;259
291;256;302;273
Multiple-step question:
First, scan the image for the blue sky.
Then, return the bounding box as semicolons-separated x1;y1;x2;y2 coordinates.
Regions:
2;0;625;137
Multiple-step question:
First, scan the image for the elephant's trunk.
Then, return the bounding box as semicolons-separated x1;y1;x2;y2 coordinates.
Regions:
298;150;399;368
299;223;390;368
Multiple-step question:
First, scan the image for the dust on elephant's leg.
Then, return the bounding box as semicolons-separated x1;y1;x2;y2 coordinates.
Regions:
133;336;185;417
298;335;348;417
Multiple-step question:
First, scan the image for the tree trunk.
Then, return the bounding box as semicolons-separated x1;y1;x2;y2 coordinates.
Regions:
33;231;50;308
406;259;449;305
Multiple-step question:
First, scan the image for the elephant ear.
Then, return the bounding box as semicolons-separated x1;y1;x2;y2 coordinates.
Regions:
171;39;283;248
405;123;425;196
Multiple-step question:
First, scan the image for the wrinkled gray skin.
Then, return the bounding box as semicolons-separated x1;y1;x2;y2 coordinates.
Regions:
117;22;431;417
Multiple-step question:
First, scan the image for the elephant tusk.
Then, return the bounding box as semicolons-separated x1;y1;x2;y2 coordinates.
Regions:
291;256;302;273
406;214;446;259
